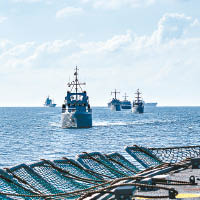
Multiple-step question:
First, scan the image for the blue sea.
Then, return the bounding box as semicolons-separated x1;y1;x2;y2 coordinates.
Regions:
0;106;200;168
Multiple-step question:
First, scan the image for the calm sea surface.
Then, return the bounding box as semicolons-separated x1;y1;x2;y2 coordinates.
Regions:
0;106;200;168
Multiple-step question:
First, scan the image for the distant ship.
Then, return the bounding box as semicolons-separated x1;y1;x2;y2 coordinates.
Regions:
132;89;144;113
44;96;56;107
144;102;158;107
109;89;121;111
121;93;131;109
61;67;92;128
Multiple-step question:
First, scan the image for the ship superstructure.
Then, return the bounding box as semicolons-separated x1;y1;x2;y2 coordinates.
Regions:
109;89;121;111
121;93;131;109
44;96;56;107
61;67;92;128
132;89;144;113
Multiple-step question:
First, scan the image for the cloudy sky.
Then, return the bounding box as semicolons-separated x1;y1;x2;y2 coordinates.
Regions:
0;0;200;106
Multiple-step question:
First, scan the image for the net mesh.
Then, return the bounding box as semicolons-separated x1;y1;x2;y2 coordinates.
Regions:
149;145;200;163
105;152;140;175
8;164;60;195
53;159;102;181
77;152;126;179
0;169;41;200
125;145;163;168
29;161;92;193
0;196;14;200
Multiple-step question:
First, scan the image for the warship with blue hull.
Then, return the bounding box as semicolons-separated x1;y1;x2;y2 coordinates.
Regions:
132;89;144;113
44;96;56;107
109;89;121;111
61;67;92;128
121;93;131;109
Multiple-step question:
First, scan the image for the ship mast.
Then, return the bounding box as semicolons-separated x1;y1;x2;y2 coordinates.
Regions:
68;66;86;101
123;93;128;101
135;89;142;103
75;66;78;99
111;89;120;99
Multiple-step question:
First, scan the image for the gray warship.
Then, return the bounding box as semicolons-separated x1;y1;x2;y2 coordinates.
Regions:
132;89;144;113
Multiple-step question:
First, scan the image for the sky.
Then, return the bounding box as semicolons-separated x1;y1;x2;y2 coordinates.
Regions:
0;0;200;106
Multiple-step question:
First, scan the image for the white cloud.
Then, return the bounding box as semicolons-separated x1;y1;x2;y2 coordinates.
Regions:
0;16;7;24
191;18;200;27
80;31;132;53
0;39;13;49
151;13;196;43
0;13;200;106
56;7;84;18
81;0;156;9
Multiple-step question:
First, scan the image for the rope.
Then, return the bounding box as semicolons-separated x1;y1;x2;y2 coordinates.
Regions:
109;175;147;186
0;174;181;199
0;146;197;199
153;179;197;186
134;163;170;176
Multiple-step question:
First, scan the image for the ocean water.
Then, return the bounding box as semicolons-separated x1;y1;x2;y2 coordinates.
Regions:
0;106;200;168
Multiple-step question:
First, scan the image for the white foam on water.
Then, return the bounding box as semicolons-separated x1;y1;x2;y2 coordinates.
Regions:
93;119;176;127
49;122;61;128
93;121;127;127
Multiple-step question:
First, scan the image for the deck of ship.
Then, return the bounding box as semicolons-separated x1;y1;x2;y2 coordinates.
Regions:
0;145;200;199
84;159;200;199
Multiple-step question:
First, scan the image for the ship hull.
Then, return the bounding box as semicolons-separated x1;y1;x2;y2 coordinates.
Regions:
44;104;56;107
120;100;132;110
132;105;144;113
111;104;121;111
121;105;131;109
49;104;56;107
61;111;92;128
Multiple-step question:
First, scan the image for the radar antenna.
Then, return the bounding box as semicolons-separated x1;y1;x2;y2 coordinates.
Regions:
123;93;128;101
111;89;120;99
67;66;86;100
135;89;142;103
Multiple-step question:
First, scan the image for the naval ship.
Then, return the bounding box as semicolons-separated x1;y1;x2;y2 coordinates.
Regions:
109;89;121;111
120;93;131;109
44;96;56;107
61;67;92;128
132;89;144;113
